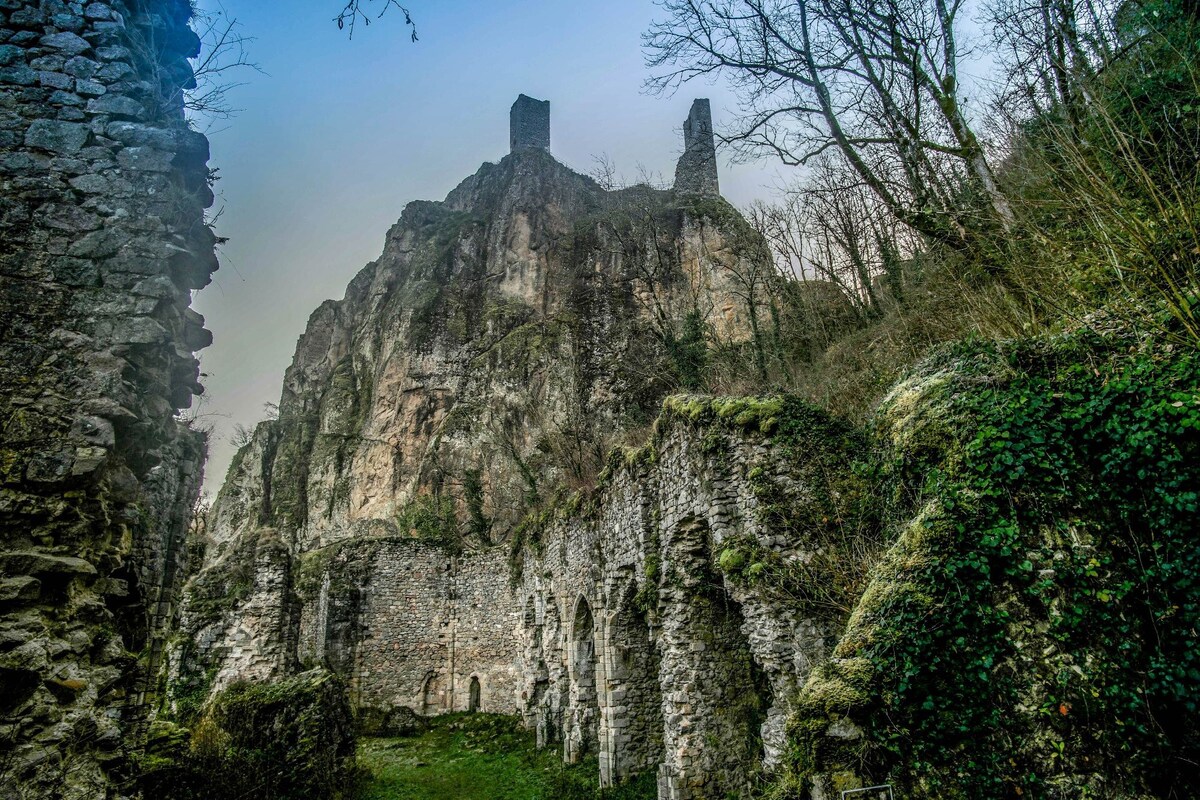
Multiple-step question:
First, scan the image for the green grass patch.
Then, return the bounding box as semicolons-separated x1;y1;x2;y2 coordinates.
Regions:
357;713;655;800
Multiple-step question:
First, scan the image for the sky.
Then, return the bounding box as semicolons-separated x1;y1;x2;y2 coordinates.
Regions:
189;0;786;496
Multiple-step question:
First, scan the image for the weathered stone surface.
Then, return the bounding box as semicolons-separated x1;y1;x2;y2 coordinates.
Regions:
36;69;72;89
0;2;216;798
674;99;719;196
39;32;91;55
0;576;40;602
0;551;96;576
63;55;99;78
176;100;831;800
24;118;89;153
0;64;37;84
116;144;171;171
85;92;140;116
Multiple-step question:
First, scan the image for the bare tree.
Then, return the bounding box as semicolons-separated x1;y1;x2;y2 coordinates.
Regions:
752;156;912;316
587;153;620;191
335;1;419;40
984;0;1121;126
645;0;1014;254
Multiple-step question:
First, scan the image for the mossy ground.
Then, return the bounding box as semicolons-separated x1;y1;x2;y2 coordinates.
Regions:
356;713;655;800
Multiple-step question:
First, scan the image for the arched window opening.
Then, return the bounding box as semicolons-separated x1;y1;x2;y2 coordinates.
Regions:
421;671;443;716
469;675;482;712
567;595;599;762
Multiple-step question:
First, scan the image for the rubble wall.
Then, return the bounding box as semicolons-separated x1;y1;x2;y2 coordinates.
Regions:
0;0;216;796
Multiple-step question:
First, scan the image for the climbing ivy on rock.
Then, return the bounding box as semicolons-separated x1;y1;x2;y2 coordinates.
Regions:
779;325;1200;799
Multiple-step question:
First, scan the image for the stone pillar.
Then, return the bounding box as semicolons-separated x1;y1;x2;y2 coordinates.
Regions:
598;581;663;788
673;99;719;196
655;517;759;800
510;93;550;152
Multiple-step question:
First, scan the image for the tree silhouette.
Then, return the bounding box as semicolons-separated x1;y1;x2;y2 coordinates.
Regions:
336;1;418;40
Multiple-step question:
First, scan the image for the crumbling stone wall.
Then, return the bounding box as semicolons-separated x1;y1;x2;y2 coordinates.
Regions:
178;530;522;723
673;98;718;196
517;405;850;798
0;0;216;797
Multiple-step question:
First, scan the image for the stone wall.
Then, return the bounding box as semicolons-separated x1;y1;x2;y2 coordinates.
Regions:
0;0;216;797
673;99;718;196
178;530;523;722
516;400;854;798
509;92;549;152
349;540;521;716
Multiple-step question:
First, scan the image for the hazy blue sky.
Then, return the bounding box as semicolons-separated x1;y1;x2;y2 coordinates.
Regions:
190;0;785;495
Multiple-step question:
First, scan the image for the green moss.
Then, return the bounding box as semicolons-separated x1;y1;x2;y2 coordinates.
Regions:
463;468;491;542
777;323;1200;798
395;494;460;551
142;670;357;800
183;532;264;628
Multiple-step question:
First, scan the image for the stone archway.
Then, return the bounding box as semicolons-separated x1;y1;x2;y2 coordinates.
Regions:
657;516;766;799
599;580;663;786
566;595;599;762
469;675;482;712
421;671;444;715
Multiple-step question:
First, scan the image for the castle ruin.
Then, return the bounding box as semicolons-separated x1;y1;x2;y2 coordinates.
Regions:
673;98;719;196
510;93;550;152
172;94;786;800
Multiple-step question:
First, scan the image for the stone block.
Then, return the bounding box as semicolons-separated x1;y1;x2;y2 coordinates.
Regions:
38;71;74;90
25;118;90;153
94;45;130;61
84;3;116;21
0;551;97;577
94;61;130;81
0;65;36;85
37;202;101;232
63;55;99;78
75;79;105;96
48;90;85;106
85;93;141;117
40;32;92;56
0;577;40;603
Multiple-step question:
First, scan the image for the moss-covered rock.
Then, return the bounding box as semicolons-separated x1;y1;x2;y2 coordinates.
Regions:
775;323;1200;799
141;669;357;800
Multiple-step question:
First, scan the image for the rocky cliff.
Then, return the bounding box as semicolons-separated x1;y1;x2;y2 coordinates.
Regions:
174;109;773;712
170;90;1200;800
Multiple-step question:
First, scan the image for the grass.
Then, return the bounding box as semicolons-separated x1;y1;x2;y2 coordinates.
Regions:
356;713;656;800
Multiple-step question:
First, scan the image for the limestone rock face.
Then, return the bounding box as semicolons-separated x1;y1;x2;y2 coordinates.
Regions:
177;145;831;800
207;151;762;561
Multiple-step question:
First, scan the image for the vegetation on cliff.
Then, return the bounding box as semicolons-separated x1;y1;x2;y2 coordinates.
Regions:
641;0;1200;795
174;1;1199;797
761;322;1200;797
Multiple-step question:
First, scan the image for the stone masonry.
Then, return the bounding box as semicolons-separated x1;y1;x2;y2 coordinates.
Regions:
517;411;837;799
176;97;819;800
0;1;216;798
673;98;718;195
509;92;549;152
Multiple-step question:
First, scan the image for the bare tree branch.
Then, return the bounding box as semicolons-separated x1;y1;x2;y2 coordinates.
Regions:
335;1;419;41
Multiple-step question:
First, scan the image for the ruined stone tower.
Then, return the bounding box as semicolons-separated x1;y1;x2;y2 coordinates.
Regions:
510;93;550;152
673;98;719;195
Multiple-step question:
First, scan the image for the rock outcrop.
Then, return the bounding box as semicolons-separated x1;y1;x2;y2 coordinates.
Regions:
0;1;216;797
174;101;837;798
